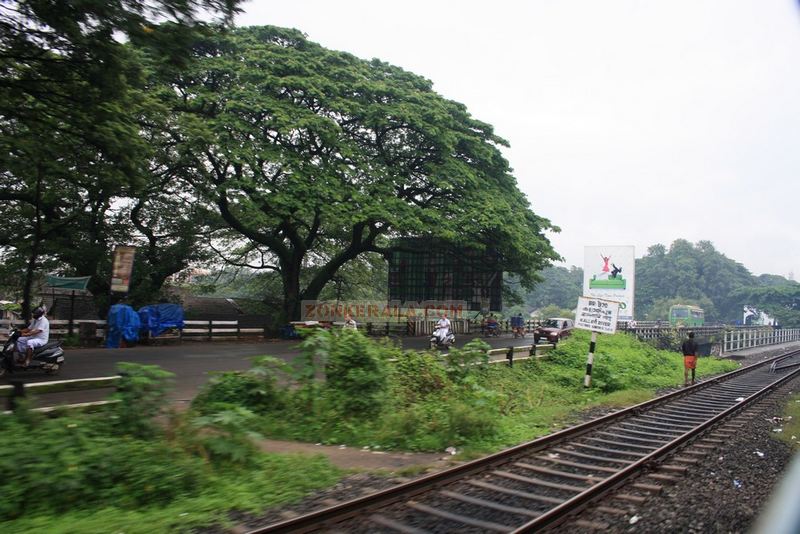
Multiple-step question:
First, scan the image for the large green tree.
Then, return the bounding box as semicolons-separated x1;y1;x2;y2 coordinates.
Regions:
147;26;559;320
0;0;241;315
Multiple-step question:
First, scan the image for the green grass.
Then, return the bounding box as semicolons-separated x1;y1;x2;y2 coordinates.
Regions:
195;330;739;457
775;393;800;450
453;329;738;454
0;453;341;534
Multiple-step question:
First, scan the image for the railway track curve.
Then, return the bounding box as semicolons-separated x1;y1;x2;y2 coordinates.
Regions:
248;349;800;533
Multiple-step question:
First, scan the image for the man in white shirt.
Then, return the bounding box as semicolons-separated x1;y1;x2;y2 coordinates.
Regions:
17;306;50;367
436;314;451;332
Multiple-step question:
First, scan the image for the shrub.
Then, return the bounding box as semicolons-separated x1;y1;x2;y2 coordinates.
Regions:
0;414;206;520
193;357;288;414
111;363;174;438
320;330;389;418
189;406;263;466
391;350;450;404
443;339;490;383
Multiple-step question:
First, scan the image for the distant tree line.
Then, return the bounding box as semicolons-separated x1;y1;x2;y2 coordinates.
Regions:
523;239;800;327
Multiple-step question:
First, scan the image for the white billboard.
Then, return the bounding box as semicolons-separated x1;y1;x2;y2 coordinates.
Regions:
583;246;635;321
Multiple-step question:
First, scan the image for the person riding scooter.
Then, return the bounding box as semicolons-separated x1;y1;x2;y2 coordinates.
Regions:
485;314;500;337
430;314;454;349
17;306;49;367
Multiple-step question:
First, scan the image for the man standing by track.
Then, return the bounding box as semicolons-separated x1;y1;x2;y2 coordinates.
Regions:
682;331;698;386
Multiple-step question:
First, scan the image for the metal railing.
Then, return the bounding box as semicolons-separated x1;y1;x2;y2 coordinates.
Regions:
0;375;121;413
722;328;800;353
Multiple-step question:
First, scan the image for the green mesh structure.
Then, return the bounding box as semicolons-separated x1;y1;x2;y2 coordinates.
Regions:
388;239;502;311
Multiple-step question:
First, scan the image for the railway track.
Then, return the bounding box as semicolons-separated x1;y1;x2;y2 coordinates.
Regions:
248;350;800;533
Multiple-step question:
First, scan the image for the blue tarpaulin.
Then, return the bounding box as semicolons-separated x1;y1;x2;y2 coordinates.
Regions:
138;303;185;338
106;304;141;348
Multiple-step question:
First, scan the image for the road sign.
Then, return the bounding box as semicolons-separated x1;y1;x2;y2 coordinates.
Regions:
576;296;620;334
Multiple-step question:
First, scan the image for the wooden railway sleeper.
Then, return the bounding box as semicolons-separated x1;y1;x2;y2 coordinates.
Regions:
615;423;684;437
595;430;670;445
514;462;605;483
568;442;646;458
467;480;563;505
531;455;620;473
439;490;542;518
550;447;634;465
407;500;512;533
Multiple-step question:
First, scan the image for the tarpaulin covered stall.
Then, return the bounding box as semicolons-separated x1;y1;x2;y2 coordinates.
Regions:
138;303;185;338
106;304;141;348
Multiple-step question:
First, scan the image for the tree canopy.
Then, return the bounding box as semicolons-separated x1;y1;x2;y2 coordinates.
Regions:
145;26;559;320
0;0;241;315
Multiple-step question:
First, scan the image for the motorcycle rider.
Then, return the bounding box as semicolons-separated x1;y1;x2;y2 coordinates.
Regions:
436;313;451;333
17;306;49;367
433;313;452;345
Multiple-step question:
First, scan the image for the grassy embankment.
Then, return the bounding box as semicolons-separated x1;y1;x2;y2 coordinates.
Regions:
0;330;738;533
194;328;739;455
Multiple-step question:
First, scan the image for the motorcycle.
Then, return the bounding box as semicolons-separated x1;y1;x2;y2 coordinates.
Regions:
430;327;455;350
484;322;500;337
0;329;65;377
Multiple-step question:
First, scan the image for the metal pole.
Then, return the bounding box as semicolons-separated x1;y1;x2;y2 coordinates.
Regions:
69;289;75;337
584;331;598;388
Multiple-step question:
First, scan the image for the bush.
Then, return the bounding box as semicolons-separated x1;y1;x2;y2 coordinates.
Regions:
0;414;206;520
193;357;287;414
390;350;450;404
444;339;490;383
188;406;262;466
111;363;174;438
318;330;389;418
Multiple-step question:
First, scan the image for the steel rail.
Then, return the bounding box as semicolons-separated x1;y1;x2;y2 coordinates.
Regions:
513;359;800;531
247;349;800;534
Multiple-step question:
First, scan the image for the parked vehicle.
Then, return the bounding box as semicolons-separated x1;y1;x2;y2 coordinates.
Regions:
533;318;574;345
430;326;455;350
0;328;64;377
669;305;704;327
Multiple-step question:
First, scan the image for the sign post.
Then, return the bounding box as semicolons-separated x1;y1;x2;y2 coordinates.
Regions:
110;245;136;295
575;296;620;388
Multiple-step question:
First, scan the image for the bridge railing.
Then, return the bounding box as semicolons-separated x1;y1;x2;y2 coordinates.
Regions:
722;328;800;353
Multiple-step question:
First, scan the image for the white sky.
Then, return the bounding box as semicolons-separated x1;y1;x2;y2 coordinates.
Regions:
236;1;800;278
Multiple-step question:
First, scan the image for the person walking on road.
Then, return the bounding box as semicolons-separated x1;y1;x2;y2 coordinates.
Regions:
682;331;698;386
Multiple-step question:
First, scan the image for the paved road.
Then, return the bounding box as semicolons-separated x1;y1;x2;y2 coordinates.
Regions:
4;334;541;408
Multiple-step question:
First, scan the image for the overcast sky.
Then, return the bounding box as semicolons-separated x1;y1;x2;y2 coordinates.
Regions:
236;1;800;278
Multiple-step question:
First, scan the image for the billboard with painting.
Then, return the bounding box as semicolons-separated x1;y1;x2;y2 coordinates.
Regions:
583;245;635;321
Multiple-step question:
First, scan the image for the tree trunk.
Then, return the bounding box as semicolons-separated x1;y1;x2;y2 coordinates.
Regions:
22;164;44;320
281;255;304;322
